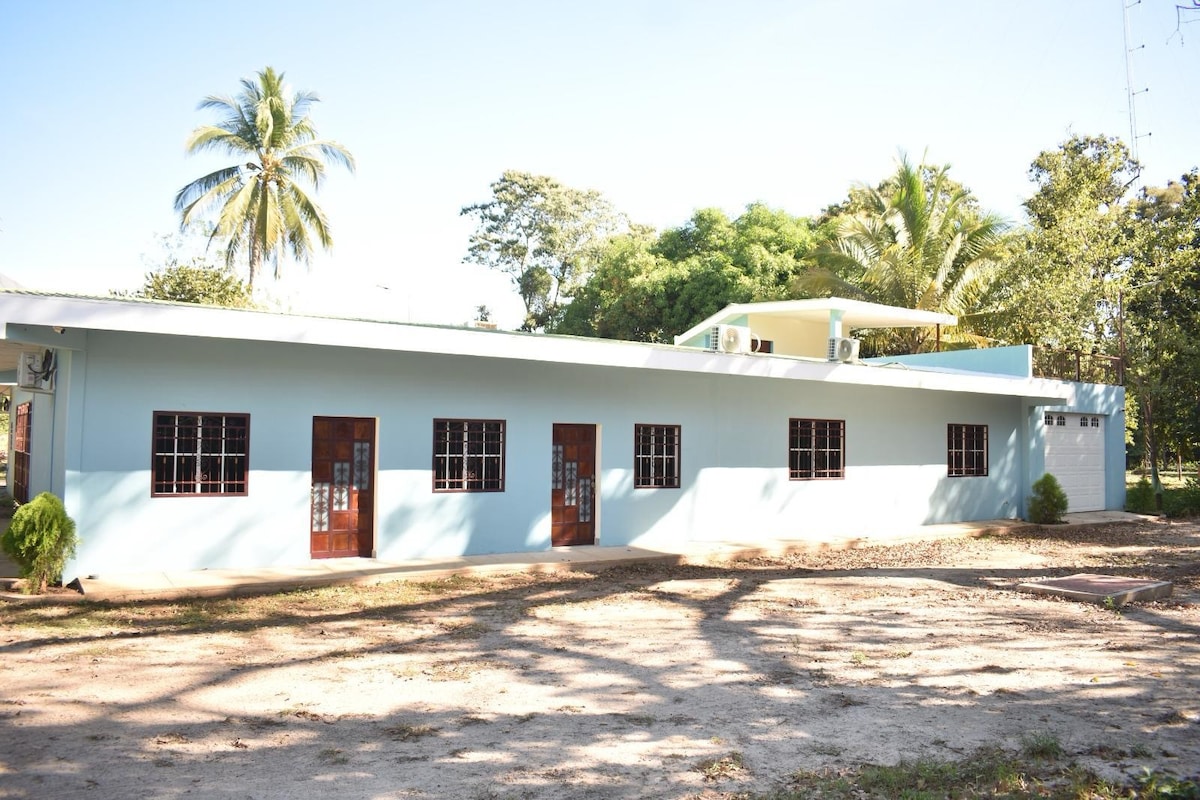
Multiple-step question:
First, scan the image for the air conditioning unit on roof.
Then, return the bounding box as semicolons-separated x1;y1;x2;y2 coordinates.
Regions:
17;349;56;393
827;336;860;363
711;324;752;354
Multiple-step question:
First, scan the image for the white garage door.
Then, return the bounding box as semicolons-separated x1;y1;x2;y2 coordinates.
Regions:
1044;413;1106;512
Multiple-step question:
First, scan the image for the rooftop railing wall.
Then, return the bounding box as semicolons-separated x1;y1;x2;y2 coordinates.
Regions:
1032;348;1123;385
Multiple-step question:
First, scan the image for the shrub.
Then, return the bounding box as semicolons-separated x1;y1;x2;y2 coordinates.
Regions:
1165;479;1200;519
0;492;78;593
1125;477;1155;514
1029;473;1068;524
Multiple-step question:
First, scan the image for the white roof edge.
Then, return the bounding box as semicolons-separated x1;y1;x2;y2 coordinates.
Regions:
0;292;1067;402
674;298;958;345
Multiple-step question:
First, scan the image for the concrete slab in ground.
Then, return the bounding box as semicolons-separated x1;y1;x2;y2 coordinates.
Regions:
1018;573;1173;607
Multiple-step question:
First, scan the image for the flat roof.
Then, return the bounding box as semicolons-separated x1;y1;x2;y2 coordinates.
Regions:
0;290;1068;404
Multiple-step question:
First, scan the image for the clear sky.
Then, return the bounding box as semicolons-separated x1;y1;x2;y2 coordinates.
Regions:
2;0;1198;328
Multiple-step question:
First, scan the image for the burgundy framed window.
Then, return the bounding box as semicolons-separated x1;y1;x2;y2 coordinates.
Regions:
634;424;681;488
433;419;505;491
152;412;249;496
789;418;845;480
12;402;31;504
947;423;988;477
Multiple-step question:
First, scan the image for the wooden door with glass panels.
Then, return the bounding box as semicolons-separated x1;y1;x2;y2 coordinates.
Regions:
551;423;596;546
12;402;31;504
310;417;375;558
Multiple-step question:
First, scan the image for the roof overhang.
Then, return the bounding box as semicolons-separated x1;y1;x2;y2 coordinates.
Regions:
0;291;1067;403
675;298;958;344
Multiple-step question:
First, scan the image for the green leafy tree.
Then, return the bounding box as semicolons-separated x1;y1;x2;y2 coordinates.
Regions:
461;171;625;331
174;67;355;289
112;234;255;307
985;135;1138;350
558;226;698;342
796;154;1009;355
994;136;1199;511
130;262;255;308
558;204;816;342
1122;171;1200;509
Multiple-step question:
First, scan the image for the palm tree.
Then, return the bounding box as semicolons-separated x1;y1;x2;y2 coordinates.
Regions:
797;155;1008;354
174;67;355;288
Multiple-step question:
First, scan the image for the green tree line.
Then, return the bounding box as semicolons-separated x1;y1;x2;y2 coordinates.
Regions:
458;137;1200;490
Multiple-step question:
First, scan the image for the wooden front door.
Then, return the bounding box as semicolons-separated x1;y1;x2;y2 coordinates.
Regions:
12;401;31;504
551;423;596;547
311;417;375;558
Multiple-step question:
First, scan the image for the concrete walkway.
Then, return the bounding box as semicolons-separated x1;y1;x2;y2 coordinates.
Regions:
0;511;1150;603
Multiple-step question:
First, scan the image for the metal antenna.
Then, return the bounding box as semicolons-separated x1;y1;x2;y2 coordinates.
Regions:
1123;0;1151;180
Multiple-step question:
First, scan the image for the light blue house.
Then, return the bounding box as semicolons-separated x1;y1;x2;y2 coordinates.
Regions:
0;292;1124;583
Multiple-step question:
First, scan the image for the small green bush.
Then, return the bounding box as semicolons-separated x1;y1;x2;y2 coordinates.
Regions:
1126;476;1155;514
1029;473;1069;524
0;492;78;593
1165;479;1200;519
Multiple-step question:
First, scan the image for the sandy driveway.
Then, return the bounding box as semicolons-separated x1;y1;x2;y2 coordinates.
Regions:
1;521;1197;798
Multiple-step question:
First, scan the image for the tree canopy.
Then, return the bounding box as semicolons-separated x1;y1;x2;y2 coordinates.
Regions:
174;67;355;289
128;262;255;308
983;135;1139;350
556;204;816;342
461;171;625;331
1121;170;1200;500
114;235;255;308
796;154;1009;355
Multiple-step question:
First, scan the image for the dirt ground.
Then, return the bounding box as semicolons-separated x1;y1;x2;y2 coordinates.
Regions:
1;520;1198;799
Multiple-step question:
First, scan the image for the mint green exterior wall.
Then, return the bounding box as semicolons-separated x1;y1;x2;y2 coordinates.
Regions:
865;346;1034;378
28;330;1122;581
1028;380;1126;514
870;346;1126;516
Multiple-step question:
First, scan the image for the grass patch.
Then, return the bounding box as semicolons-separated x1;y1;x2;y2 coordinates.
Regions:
167;599;243;626
438;620;488;640
408;574;483;594
1135;769;1200;799
615;713;656;727
317;747;349;765
759;745;1200;799
1020;730;1064;762
0;571;539;638
384;723;439;742
423;658;503;681
694;751;747;782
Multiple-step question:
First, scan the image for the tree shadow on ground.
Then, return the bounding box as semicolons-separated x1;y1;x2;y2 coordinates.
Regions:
2;524;1198;798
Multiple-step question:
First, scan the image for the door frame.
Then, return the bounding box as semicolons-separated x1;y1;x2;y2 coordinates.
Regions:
310;416;378;559
550;422;601;547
